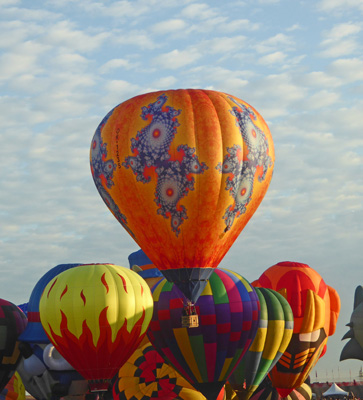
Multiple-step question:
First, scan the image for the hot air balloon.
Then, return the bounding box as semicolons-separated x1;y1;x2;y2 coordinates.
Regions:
111;341;226;400
249;378;312;400
147;268;260;400
229;288;294;400
340;285;363;361
39;264;154;393
18;264;89;400
90;89;274;315
253;262;340;397
0;372;25;400
0;299;27;392
129;249;164;290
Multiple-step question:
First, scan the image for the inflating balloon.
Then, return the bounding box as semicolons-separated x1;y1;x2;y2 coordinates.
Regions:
90;89;274;309
112;341;226;400
229;288;294;400
340;285;363;361
0;299;27;392
147;268;260;400
39;264;154;392
253;262;340;397
0;372;25;400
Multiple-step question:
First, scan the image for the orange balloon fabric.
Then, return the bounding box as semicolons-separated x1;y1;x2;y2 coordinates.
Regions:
90;89;274;302
253;261;340;397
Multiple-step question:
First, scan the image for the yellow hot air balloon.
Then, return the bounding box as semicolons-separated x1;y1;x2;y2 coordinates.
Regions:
39;264;154;392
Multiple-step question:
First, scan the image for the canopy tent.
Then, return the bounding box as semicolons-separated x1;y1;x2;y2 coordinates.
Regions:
322;383;349;397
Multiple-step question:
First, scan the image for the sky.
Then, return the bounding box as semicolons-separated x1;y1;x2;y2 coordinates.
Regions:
0;0;362;383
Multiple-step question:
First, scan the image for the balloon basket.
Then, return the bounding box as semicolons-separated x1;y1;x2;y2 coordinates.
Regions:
88;379;110;393
181;303;199;328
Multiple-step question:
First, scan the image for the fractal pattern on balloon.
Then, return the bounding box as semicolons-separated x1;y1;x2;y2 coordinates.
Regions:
216;98;273;231
123;94;208;236
91;111;133;236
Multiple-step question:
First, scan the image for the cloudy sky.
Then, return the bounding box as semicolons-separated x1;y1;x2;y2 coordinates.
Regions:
1;0;362;382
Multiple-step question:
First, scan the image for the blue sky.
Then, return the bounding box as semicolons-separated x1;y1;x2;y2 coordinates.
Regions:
0;0;362;382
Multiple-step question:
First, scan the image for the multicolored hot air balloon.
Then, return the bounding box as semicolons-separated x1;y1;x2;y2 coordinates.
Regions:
112;341;226;400
229;288;294;400
39;264;154;392
90;89;274;308
340;285;363;361
0;299;27;392
253;261;340;397
0;372;25;400
147;268;260;400
249;378;312;400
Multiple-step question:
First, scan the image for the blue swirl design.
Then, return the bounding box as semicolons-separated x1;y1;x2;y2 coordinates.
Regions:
216;98;273;231
91;110;134;237
123;94;208;236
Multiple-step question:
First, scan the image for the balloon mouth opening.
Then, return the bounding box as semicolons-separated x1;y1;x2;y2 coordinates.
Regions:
276;387;294;397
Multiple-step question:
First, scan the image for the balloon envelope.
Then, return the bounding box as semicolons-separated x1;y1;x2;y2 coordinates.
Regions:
19;264;84;343
39;264;154;391
229;288;294;400
253;261;340;397
90;89;274;302
0;373;25;400
112;341;225;400
0;299;27;391
147;268;260;400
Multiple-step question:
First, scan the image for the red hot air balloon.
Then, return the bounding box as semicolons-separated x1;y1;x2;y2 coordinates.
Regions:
90;89;274;315
253;261;340;397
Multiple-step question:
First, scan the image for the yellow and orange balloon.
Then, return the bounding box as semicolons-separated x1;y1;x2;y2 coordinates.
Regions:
90;89;274;303
39;264;154;392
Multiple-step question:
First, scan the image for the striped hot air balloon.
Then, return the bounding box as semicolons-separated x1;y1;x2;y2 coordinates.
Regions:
147;268;260;400
229;288;294;400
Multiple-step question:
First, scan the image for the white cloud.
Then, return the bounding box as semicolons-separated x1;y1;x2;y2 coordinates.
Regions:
256;33;295;53
181;3;218;20
43;20;109;52
152;48;201;69
222;18;260;32
113;29;156;50
151;19;187;34
320;22;361;57
99;59;133;74
318;0;363;13
301;71;342;88
329;57;363;82
258;51;287;65
103;80;142;106
151;76;178;88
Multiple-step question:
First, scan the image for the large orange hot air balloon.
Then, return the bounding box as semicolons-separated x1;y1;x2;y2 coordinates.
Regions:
90;89;274;307
253;262;340;397
39;264;154;393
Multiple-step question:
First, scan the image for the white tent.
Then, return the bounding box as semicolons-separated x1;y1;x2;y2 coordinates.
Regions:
322;383;349;397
